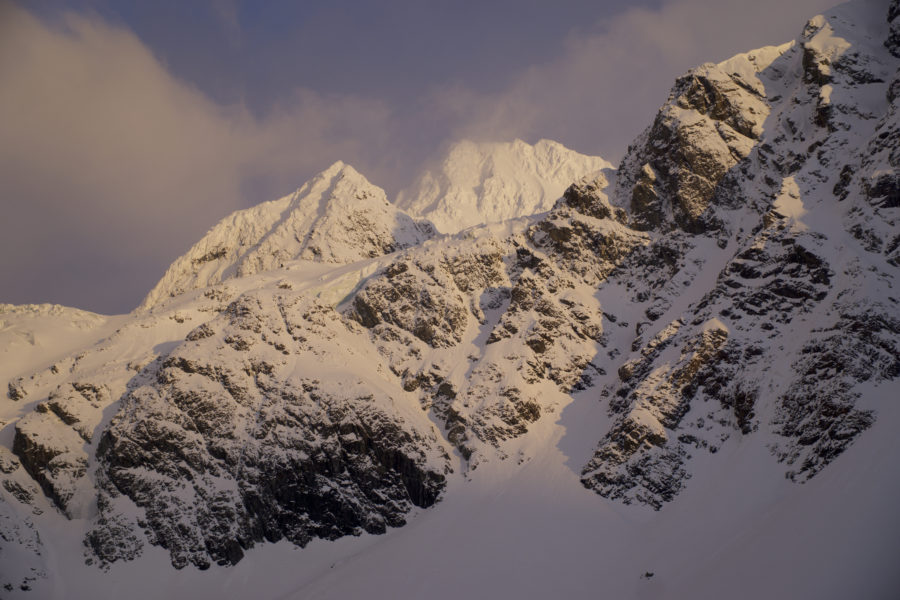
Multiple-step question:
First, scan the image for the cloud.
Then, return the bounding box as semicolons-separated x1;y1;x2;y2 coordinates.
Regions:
0;2;393;312
432;0;839;159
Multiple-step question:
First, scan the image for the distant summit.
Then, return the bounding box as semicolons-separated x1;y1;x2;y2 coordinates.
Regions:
396;138;612;233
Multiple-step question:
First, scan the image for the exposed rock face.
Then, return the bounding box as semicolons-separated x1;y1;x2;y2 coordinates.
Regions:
529;178;641;286
772;302;899;480
346;189;642;461
885;0;900;58
584;323;728;508
0;447;47;593
89;291;449;569
10;380;110;520
580;2;900;506
615;47;776;233
13;412;88;517
348;257;480;349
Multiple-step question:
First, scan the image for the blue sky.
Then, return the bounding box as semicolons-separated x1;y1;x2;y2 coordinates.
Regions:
1;0;846;313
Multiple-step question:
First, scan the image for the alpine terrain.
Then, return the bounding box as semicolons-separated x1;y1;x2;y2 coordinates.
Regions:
1;1;898;598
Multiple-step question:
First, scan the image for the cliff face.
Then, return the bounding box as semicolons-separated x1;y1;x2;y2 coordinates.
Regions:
91;291;449;569
577;0;900;504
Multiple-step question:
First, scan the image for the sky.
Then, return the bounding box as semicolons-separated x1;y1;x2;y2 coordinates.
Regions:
0;0;844;314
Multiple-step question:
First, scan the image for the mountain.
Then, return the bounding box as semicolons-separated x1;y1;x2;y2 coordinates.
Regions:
140;140;608;313
1;1;899;598
139;162;436;311
0;304;123;401
396;138;613;233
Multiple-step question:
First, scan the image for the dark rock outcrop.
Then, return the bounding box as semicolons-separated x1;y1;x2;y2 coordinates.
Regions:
88;292;449;569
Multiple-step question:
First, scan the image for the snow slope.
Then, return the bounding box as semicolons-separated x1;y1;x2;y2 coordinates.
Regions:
0;305;117;386
0;304;126;441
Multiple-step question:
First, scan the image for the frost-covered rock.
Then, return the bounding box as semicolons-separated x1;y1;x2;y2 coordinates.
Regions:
0;447;48;594
614;45;780;233
91;291;449;569
581;0;900;507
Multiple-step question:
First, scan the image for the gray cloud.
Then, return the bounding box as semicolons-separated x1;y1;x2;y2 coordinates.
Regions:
0;0;848;313
432;0;840;159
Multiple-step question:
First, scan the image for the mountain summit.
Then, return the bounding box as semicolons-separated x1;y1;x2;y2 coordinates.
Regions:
396;138;612;233
139;162;436;311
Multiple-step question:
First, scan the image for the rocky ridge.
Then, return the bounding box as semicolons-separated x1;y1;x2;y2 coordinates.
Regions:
580;0;900;504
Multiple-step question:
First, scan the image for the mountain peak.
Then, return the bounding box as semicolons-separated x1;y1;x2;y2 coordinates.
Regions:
137;139;609;312
138;161;433;311
319;159;362;181
396;138;612;233
324;159;347;172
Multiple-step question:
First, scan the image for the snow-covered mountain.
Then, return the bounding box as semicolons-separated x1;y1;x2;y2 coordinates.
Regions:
2;1;899;598
139;162;436;311
396;138;613;233
141;140;608;313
